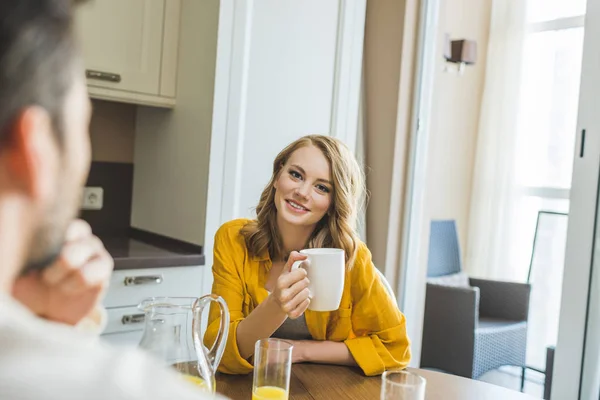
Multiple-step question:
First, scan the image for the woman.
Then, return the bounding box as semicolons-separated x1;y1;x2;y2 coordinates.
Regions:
204;135;410;376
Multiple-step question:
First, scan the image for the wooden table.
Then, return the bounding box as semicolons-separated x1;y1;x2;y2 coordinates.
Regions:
216;364;539;399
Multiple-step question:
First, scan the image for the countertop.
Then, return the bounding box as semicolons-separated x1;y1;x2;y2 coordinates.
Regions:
99;228;205;270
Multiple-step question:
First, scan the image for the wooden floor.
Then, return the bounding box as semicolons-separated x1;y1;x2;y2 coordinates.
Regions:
479;367;545;398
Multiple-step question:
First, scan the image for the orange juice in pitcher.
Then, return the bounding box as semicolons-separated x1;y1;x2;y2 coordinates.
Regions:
182;374;209;391
138;296;230;394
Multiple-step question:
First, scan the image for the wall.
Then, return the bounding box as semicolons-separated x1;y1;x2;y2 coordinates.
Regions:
363;0;421;291
363;0;407;269
131;0;219;245
84;100;136;234
424;0;492;252
362;0;492;365
89;99;136;163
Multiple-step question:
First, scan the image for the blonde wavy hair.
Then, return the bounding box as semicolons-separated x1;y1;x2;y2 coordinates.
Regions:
241;135;366;267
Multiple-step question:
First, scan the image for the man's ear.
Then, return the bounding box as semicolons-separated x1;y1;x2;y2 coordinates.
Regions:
5;106;56;200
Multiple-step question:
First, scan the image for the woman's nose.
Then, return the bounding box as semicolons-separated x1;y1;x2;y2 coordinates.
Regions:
294;183;310;199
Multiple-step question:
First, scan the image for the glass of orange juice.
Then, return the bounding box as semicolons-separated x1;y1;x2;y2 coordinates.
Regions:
252;339;293;400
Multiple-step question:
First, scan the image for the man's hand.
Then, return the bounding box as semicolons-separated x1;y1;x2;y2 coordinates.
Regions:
12;219;113;326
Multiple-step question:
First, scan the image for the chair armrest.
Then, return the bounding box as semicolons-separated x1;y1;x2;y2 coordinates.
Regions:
420;283;480;378
469;278;531;321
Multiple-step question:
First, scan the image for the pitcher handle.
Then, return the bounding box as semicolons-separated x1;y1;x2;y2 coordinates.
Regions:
192;294;230;372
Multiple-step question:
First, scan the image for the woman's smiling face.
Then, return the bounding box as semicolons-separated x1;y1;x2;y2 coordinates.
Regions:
273;145;333;230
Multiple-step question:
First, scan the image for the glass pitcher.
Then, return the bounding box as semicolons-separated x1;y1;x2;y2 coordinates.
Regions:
138;296;229;393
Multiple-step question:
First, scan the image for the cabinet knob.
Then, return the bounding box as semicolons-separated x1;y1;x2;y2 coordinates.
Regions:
86;69;121;83
123;275;163;286
121;314;145;325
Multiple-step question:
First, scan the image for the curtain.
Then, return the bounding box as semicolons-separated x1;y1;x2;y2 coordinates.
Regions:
465;0;527;280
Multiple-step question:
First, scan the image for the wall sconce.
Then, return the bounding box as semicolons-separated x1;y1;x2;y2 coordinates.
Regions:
443;34;477;74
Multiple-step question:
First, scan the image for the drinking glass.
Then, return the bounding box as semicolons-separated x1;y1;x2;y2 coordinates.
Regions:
252;339;293;400
381;369;426;400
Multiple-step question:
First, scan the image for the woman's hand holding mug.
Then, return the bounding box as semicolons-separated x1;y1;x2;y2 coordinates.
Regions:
272;251;311;319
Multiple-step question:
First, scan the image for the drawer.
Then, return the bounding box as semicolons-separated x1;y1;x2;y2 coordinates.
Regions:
103;306;146;335
103;266;203;308
101;330;144;348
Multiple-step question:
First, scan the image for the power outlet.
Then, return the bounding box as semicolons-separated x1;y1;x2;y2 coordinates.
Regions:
82;187;104;210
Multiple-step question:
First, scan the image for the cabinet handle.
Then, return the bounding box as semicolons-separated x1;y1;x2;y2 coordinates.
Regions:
86;69;121;83
123;275;163;286
121;314;145;325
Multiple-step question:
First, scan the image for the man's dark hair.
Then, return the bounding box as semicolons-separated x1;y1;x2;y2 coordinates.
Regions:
0;0;83;148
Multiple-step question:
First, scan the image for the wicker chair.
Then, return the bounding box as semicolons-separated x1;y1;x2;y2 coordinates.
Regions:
420;220;531;379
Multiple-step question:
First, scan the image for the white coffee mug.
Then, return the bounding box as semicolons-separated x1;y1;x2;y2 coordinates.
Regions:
292;248;345;312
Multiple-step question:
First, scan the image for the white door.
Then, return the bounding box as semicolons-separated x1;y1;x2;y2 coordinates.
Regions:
580;184;600;399
74;0;165;95
553;0;600;397
202;0;366;295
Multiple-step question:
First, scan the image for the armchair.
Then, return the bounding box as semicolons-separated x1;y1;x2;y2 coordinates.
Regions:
420;220;531;379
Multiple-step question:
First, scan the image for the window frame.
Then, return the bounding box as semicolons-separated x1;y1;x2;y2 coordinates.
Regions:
520;14;585;201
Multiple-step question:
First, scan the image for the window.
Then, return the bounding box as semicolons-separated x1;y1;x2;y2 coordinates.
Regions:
512;1;585;275
527;0;586;24
512;1;585;373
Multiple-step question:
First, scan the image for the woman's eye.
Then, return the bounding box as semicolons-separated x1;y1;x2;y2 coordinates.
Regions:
289;170;302;180
316;184;331;193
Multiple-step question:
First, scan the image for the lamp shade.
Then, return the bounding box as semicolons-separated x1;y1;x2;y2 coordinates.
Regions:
445;39;477;65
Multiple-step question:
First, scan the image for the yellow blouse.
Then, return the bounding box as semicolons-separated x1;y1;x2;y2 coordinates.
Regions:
204;219;411;376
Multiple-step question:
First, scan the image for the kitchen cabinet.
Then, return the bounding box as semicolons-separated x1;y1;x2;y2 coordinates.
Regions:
100;265;203;347
74;0;181;108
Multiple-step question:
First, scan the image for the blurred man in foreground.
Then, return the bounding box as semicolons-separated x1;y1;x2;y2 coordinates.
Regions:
0;1;219;399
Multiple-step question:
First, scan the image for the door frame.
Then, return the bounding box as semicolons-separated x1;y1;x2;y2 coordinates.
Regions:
392;0;440;366
552;0;600;397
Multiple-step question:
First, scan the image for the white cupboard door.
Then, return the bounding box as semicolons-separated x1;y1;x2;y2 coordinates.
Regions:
214;0;365;224
202;0;366;295
75;0;165;95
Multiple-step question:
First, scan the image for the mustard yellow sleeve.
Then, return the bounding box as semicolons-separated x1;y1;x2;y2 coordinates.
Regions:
344;243;411;376
203;223;253;375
